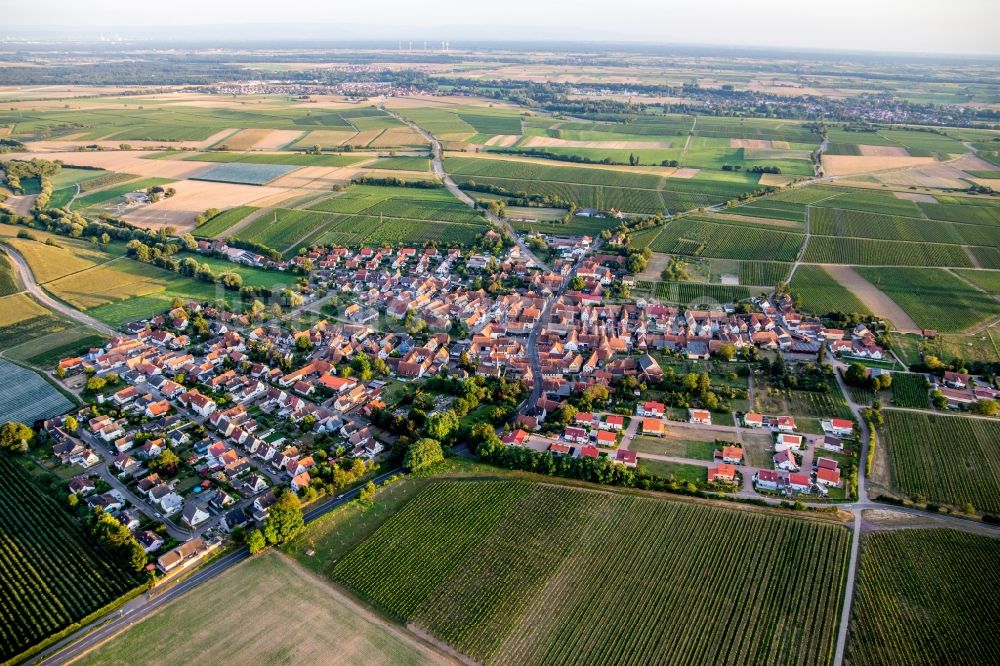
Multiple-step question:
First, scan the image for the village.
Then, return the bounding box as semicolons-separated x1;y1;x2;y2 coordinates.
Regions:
38;223;978;583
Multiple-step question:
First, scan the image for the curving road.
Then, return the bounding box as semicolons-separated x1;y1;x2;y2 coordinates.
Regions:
381;107;550;271
36;467;403;665
2;243;115;336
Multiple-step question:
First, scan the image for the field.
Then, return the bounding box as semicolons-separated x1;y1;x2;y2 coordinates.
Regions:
954;269;1000;294
184;151;366;167
509;215;620;236
73;177;175;210
0;455;139;663
190;162;300;186
331;479;849;665
646;216;805;262
809;206;997;246
856;267;1000;333
0;358;73;424
889;373;929;408
0;293;74;350
194;206;258;237
234;185;487;254
881;410;1000;513
846;529;999;666
0;253;19;295
78;552;436;666
641;280;757;305
366;156;432;172
803;237;973;267
790;265;872;315
755;379;854;420
629;436;719;460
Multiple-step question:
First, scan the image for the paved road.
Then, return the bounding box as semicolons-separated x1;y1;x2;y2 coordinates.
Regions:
38;466;402;665
1;243;115;336
381;107;550;271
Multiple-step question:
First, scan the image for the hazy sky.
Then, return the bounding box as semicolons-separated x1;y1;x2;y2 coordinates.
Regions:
6;0;1000;56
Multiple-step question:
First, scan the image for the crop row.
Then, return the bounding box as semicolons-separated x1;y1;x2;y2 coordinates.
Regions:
803;237;973;267
847;529;999;665
889;373;930;409
651;218;804;261
0;456;138;661
881;410;1000;513
810;207;999;247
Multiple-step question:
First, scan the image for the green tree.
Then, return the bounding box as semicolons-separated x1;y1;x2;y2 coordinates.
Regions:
247;528;267;555
63;415;79;433
715;343;736;361
359;481;377;503
0;422;34;453
844;363;868;387
568;276;586;291
263;491;305;545
403;437;444;472
148;449;181;476
425;409;459;442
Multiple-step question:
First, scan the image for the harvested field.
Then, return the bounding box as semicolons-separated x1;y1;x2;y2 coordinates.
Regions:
121;180;287;231
4;150;211;179
25;127;235;151
893;191;938;203
78;553;440;666
669;168;700;179
521;135;673;149
858;145;909;157
267;165;366;190
821;265;920;332
0;292;54;328
730;138;775;149
292;129;359;149
222;128;305;150
823;155;936;176
871;163;973;190
758;173;797;186
484;134;520;147
368;127;428;148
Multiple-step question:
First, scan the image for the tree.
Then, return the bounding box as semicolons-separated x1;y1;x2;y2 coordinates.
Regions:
931;389;948;410
971;399;1000;416
425;409;459;442
263;491;305;545
247;528;267;555
219;272;243;291
360;481;377;503
148;449;181;476
63;415;78;433
0;422;34;453
568;276;586;291
844;363;868;387
295;335;314;353
403;438;444;472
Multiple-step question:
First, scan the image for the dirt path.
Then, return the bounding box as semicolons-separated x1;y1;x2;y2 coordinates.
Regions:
1;193;37;216
279;554;456;664
822;265;920;333
963;246;983;269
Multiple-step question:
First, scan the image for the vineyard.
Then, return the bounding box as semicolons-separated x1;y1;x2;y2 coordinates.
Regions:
0;455;140;662
847;529;1000;666
195;206;259;238
856;267;1000;333
738;261;792;287
790;266;872;315
332;479;850;666
809;207;997;246
881;410;1000;513
803;237;973;267
647;281;756;305
649;217;804;261
889;373;929;408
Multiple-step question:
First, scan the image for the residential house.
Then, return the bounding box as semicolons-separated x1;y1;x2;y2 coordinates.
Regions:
689;409;711;425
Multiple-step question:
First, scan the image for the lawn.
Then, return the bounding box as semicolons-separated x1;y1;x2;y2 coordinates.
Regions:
847;529;999;666
881;410;1000;513
328;478;848;665
630;436;722;461
78;552;435;666
637;458;709;484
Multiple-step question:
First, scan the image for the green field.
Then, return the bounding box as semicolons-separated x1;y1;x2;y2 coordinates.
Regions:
804;237;973;267
954;269;1000;294
0;455;139;663
73;177;174;210
366;156;432;172
331;479;849;665
0;253;19;295
810;207;998;246
629;436;717;460
881;410;1000;513
889;373;930;408
642;280;757;305
194;206;258;237
847;529;999;665
233;184;487;254
856;267;1000;333
790;265;872;315
79;552;435;666
648;216;804;261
